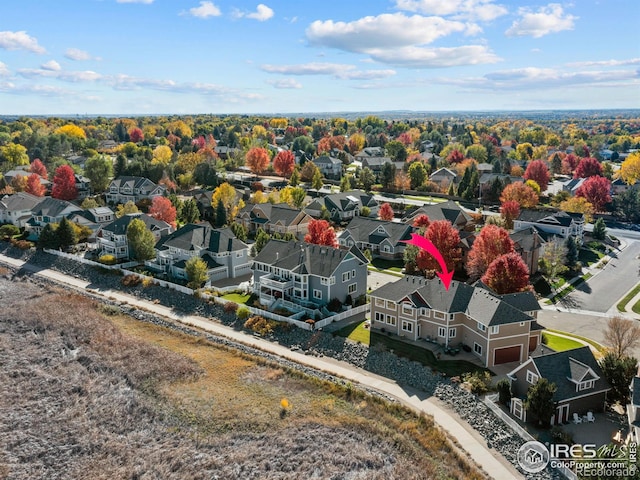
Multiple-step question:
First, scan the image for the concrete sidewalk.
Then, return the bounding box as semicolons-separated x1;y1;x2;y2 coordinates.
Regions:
0;253;523;480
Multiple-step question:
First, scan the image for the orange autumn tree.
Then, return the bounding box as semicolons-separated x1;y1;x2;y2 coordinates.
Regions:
481;252;530;294
500;182;539;208
466;224;515;281
273;150;295;179
149;196;177;229
378;203;394;221
415;220;461;275
245;147;270;175
304;219;337;247
26;173;46;196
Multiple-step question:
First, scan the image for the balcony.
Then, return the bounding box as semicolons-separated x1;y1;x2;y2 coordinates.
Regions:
259;274;293;290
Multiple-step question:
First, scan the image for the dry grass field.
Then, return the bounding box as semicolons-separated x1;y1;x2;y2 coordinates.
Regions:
0;273;485;480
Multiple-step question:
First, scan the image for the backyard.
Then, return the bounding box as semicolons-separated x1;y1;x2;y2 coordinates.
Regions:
335;321;490;377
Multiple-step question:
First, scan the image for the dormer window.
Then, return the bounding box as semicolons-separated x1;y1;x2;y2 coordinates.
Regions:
578;380;595;391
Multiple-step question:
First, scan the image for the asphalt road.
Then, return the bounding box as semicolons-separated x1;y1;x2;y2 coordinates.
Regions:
558;240;640;313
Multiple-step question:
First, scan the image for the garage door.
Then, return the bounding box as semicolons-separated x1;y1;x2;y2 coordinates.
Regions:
529;336;538;352
494;345;522;365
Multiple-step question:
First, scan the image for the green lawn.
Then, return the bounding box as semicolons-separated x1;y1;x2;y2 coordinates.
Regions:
544;328;606;354
578;247;604;267
221;293;251;304
405;195;447;203
370;258;404;273
546;273;593;304
542;332;584;352
335;321;489;377
617;282;640;312
633;299;640;315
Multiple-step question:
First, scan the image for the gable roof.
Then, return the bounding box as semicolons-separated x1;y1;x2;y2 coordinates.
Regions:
405;200;472;226
102;213;171;235
339;216;413;247
109;176;160;190
510;226;545;252
240;202;308;227
30;197;82;218
155;223;247;253
254;239;367;277
0;192;44;212
370;275;536;326
525;346;610;402
313;155;342;166
324;190;378;211
517;209;583;227
430;167;457;178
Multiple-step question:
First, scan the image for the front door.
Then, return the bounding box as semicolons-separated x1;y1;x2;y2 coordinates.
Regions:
556;404;569;425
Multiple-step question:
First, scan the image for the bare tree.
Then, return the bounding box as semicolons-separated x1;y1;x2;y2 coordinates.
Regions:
604;316;640;358
540;237;567;282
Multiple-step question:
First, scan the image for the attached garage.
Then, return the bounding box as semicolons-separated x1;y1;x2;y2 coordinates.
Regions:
494;345;522;365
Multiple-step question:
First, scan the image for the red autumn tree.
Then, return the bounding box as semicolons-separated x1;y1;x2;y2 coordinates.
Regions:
317;135;346;155
446;149;465;164
304;219;337;247
29;158;48;178
128;127;144;143
500;200;520;229
575;176;612;211
245;147;270;175
574;157;603;178
378;202;394;221
415;220;461;274
51;165;78;200
149;196;177;229
25;173;45;196
561;154;579;175
481;252;530;294
466;224;515;280
523;160;551;192
500;182;539;208
412;214;431;230
273;150;295;179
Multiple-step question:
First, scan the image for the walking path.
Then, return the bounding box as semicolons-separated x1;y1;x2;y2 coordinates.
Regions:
0;253;523;480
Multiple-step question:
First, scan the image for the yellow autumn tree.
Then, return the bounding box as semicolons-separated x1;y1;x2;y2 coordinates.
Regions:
176;152;204;175
269;118;288;128
620;152;640;186
166;120;192;138
560;197;595;223
152;145;173;166
55;124;86;139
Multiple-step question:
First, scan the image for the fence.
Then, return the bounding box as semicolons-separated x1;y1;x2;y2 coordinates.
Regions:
483;394;578;480
314;303;369;329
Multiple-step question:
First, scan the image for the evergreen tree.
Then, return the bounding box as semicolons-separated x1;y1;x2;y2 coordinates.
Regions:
180;198;200;224
463;169;479;200
565;236;579;271
592;218;606;241
253;228;271;255
114;154;127;178
312;168;323;190
289;167;300;187
380;162;396;190
457;167;471;197
230;222;248;242
57;217;78;248
524;378;557;427
447;181;456;196
550;153;562;175
38;223;59;249
340;174;352;192
215;200;227;227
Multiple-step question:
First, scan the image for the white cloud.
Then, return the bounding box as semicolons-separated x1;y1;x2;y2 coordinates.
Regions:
18;68;102;82
41;60;61;71
366;45;500;67
0;31;46;54
261;62;396;80
234;4;274;21
0;62;10;77
266;78;302;89
0;82;73;96
568;58;640;68
395;0;508;21
116;0;154;4
506;4;576;38
187;1;221;19
306;13;467;52
65;48;99;61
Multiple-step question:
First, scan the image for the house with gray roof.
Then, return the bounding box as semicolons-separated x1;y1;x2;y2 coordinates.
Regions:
105;176;165;205
96;213;173;260
429;167;458;188
510;226;544;275
508;346;610;426
354;147;385;161
252;239;368;310
513;209;584;241
404;200;473;231
369;276;542;368
0;192;44;227
304;190;379;224
338;216;413;260
66;207;115;243
237;202;311;239
148;223;250;283
25;197;83;240
312;155;343;180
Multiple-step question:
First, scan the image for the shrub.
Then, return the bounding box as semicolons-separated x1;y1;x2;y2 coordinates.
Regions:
251;181;264;192
99;304;122;316
327;298;342;312
121;274;143;287
141;276;154;288
0;224;20;240
244;315;276;335
98;254;117;265
236;306;250;320
11;239;33;250
224;302;239;314
496;378;511;405
462;371;492;395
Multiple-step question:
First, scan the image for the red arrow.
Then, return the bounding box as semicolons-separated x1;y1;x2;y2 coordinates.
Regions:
403;233;454;290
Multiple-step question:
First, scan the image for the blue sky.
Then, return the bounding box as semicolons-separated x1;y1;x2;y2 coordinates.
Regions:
0;0;638;115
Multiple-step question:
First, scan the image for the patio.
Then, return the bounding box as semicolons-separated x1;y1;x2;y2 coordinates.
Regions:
560;411;628;447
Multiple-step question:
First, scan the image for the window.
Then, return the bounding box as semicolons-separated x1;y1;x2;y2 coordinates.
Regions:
474;343;482;355
375;298;385;307
520;322;525;326
449;328;456;338
578;380;595;391
438;327;446;337
433;311;445;320
449;313;454;320
402;303;413;315
491;326;499;334
386;301;396;309
477;322;486;332
352;269;356;278
402;321;413;333
342;271;350;282
386;315;396;326
313;289;322;299
321;278;329;285
526;371;539;384
374;312;384;322
383;245;391;252
348;283;357;294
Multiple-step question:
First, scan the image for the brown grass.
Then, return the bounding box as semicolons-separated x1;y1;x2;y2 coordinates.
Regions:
0;276;485;480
